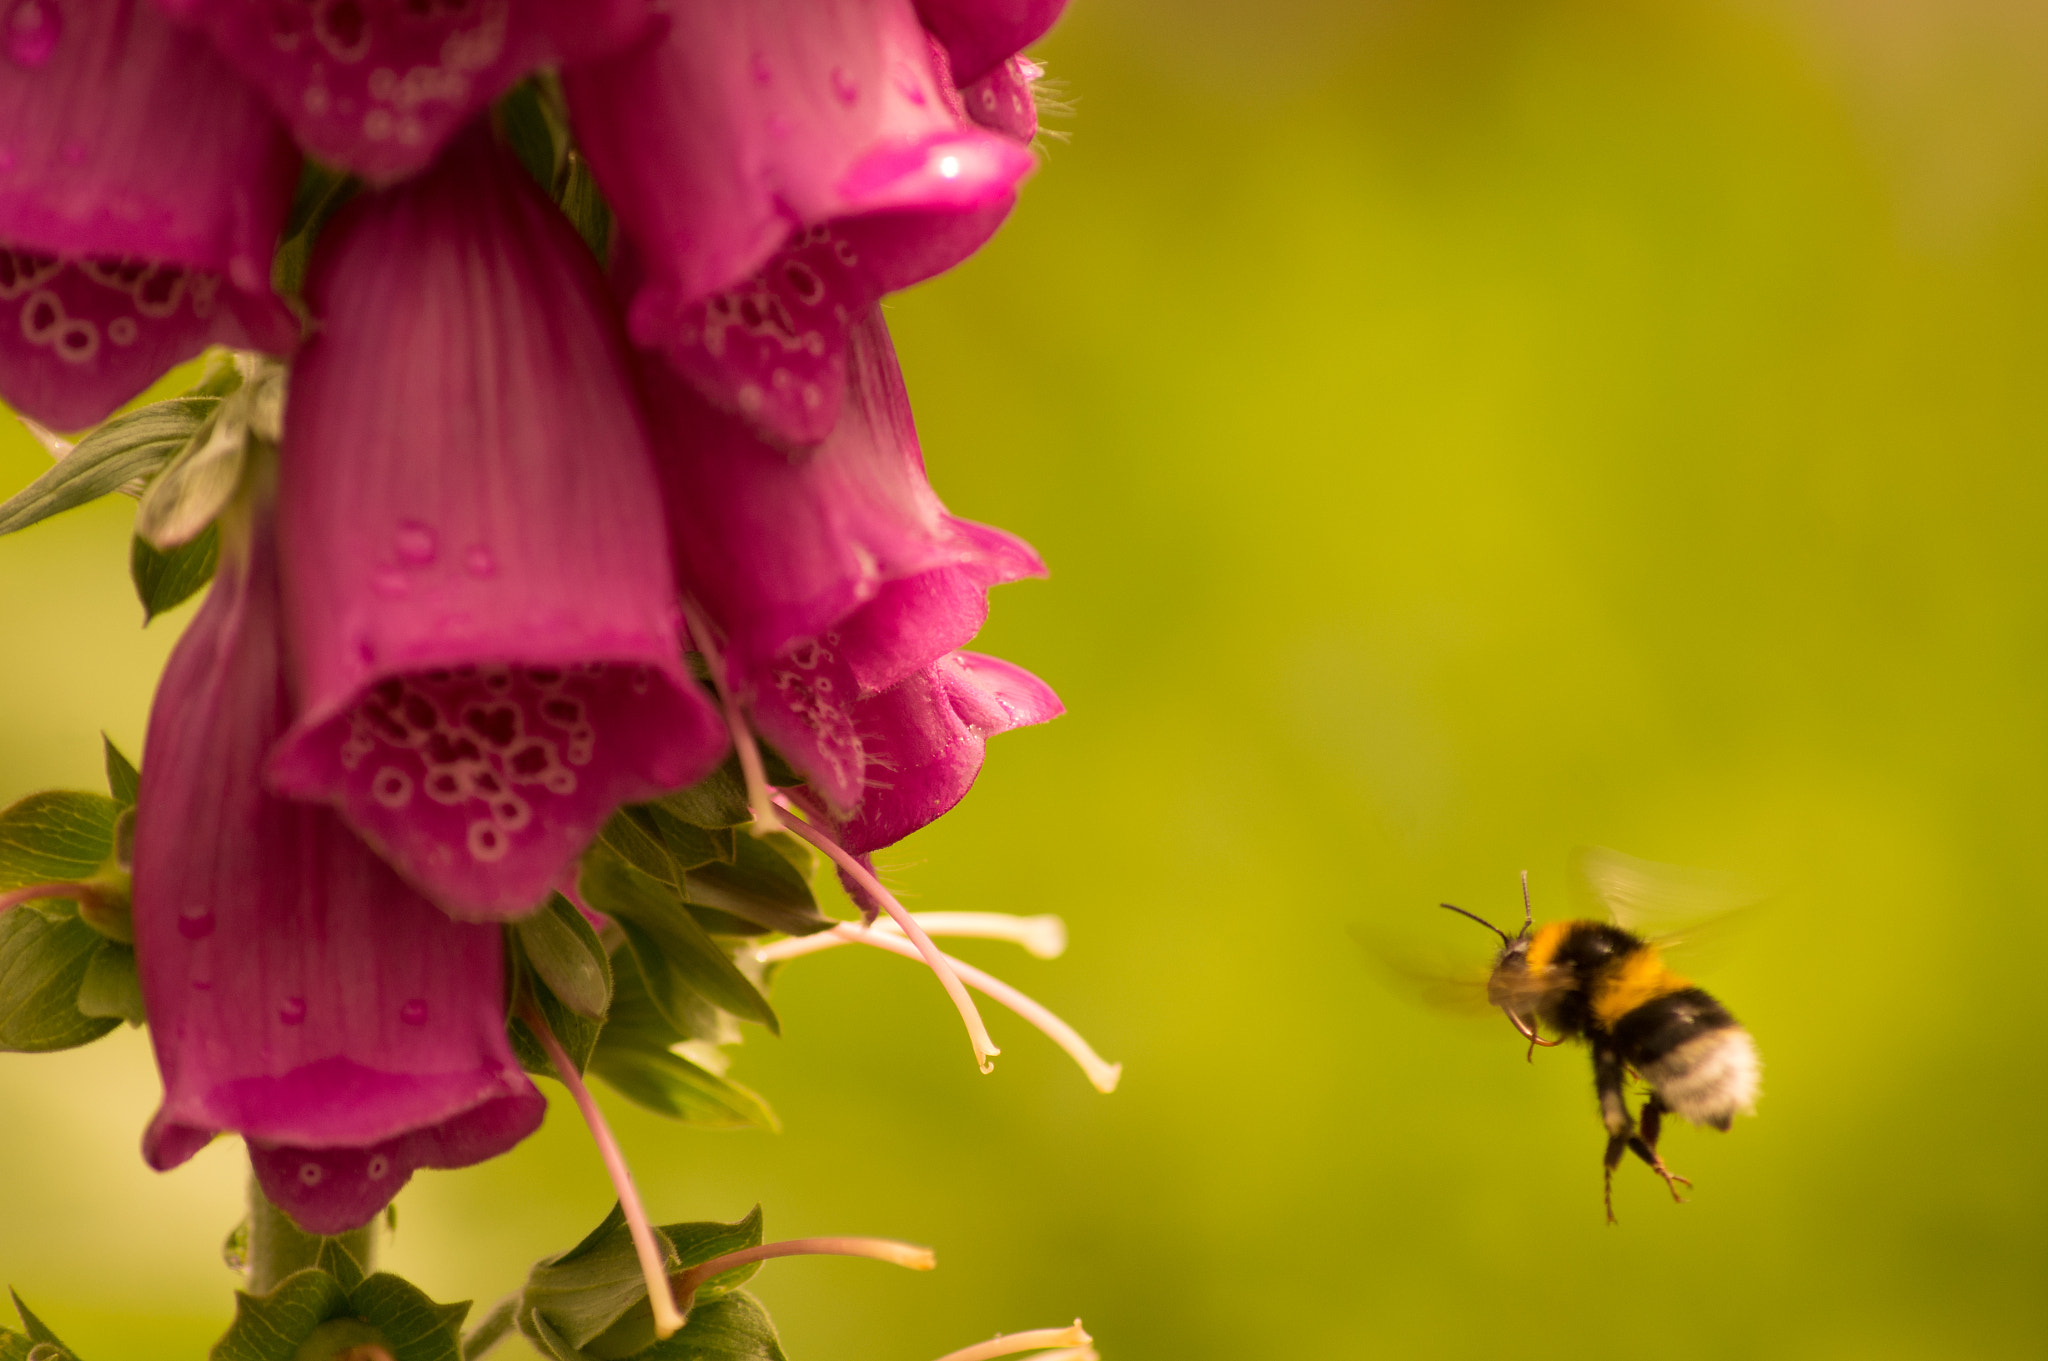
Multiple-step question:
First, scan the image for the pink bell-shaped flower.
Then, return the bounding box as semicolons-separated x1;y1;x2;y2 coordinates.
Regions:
0;0;298;429
783;648;1063;852
566;0;1035;445
148;0;660;185
646;307;1042;689
913;0;1066;85
266;129;727;921
135;486;546;1237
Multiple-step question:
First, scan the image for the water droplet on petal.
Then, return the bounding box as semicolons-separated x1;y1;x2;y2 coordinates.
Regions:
395;519;438;565
5;0;61;68
371;567;410;599
278;996;307;1025
830;66;858;104
177;905;215;940
399;998;429;1025
464;544;496;577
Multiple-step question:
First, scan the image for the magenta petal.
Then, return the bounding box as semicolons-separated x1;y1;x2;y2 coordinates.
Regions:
648;308;1039;679
150;0;660;185
0;0;298;426
135;506;545;1235
789;649;1062;850
960;54;1040;143
267;131;726;920
566;0;1033;423
914;0;1066;84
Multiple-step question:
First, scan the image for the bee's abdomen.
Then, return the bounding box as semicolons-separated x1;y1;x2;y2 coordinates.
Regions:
1614;988;1760;1130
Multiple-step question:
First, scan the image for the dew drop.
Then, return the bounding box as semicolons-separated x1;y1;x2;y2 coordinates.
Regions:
371;567;410;599
464;543;496;577
830;66;858;104
278;996;307;1025
399;998;429;1025
394;519;438;565
5;0;61;69
177;905;215;940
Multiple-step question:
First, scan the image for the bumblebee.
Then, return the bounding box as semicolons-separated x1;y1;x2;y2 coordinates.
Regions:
1443;850;1761;1223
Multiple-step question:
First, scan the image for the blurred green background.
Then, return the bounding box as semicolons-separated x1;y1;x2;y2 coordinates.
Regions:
6;0;2048;1355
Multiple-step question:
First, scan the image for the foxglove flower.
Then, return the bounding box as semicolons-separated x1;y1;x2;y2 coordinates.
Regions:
135;486;546;1236
0;0;298;429
266;130;727;920
566;0;1036;445
646;307;1042;690
148;0;659;185
914;0;1066;85
785;648;1062;852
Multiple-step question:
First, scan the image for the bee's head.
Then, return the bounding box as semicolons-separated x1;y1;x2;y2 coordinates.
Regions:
1439;869;1538;966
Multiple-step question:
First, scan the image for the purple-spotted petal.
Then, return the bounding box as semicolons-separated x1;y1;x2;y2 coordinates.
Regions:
149;0;660;185
135;499;545;1236
959;53;1040;142
266;130;726;920
786;649;1061;848
914;0;1065;84
566;0;1032;440
0;0;298;427
647;308;1041;680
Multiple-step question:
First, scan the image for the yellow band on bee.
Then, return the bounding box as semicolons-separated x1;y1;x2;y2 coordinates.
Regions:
1592;947;1689;1029
1524;921;1573;974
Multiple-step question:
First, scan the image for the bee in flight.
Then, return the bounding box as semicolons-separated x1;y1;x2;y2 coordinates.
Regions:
1442;848;1761;1223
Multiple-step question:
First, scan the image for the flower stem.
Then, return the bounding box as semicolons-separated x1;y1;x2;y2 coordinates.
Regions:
516;999;685;1339
246;1171;377;1295
0;882;92;915
460;1292;521;1360
679;597;783;836
932;1321;1093;1361
754;911;1067;964
671;1236;935;1313
769;796;1000;1073
763;925;1120;1094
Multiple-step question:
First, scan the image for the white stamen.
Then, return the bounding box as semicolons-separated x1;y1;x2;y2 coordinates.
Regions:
754;911;1067;964
672;1236;934;1316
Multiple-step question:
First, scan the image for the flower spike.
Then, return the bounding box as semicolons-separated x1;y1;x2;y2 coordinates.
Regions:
517;998;686;1341
770;795;1000;1073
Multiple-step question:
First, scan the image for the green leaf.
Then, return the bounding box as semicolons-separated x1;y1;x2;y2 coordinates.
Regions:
209;1269;349;1361
0;909;121;1052
0;397;217;537
597;811;681;888
638;806;726;873
8;1294;70;1355
516;895;613;1021
682;834;830;939
0;1327;30;1361
576;1210;765;1361
588;1045;778;1132
498;79;561;192
521;1208;680;1354
0;792;118;887
101;737;139;807
634;1292;786;1361
656;761;751;831
599;948;716;1050
581;853;777;1034
310;1239;366;1295
272;163;356;299
130;523;219;622
509;967;603;1080
558;153;613;264
347;1273;470;1361
75;940;144;1025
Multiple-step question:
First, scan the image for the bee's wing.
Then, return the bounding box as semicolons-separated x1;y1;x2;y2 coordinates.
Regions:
1568;845;1766;952
1348;923;1495;1017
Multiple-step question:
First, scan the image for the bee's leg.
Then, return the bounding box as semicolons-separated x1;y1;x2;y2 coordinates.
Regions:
1594;1045;1632;1225
1626;1093;1692;1203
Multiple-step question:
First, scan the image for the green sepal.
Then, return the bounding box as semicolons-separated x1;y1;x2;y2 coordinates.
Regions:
346;1273;469;1361
655;762;751;831
309;1240;365;1295
497;79;562;193
508;964;603;1079
630;1292;786;1361
515;895;613;1021
0;791;119;886
681;833;829;939
638;806;727;873
100;738;139;808
272;163;356;300
131;524;219;622
519;1206;680;1356
558;153;614;264
598;948;719;1050
8;1293;73;1357
211;1269;350;1361
75;940;144;1026
580;852;777;1034
597;811;682;889
0;397;216;538
587;1045;778;1133
0;1328;29;1361
0;908;121;1051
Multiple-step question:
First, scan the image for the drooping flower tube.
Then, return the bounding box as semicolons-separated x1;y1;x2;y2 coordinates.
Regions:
266;129;727;921
134;473;546;1236
0;0;298;429
566;0;1036;445
646;307;1043;693
147;0;660;186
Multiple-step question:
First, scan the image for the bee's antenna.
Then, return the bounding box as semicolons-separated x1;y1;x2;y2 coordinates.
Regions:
1440;902;1512;946
1519;870;1534;939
